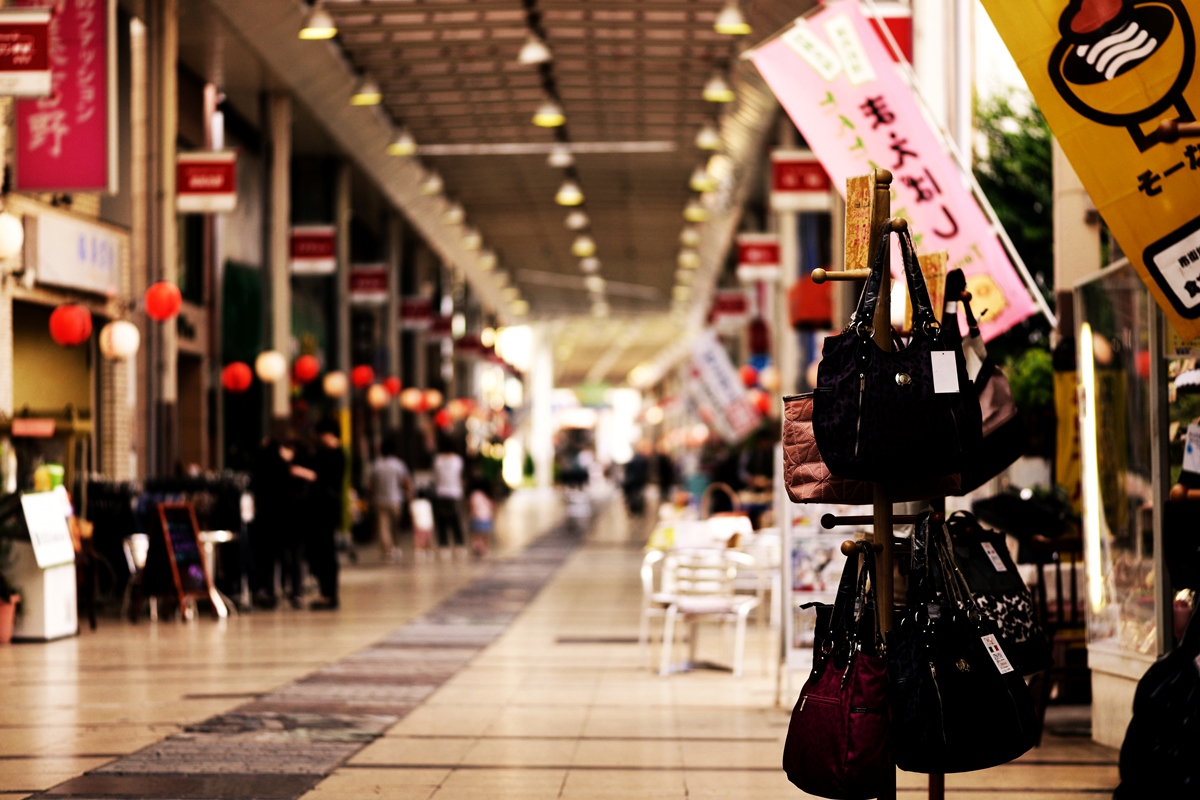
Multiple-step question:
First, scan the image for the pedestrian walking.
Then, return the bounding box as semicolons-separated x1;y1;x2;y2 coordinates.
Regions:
308;419;345;609
467;472;495;558
367;440;412;564
433;437;466;557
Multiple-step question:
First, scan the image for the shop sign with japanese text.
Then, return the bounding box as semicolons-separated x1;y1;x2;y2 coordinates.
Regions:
401;296;433;329
0;8;51;97
349;265;388;304
750;0;1037;341
14;0;115;192
290;225;336;275
687;329;762;443
28;207;121;296
737;233;782;281
980;0;1200;339
771;149;833;211
177;151;237;213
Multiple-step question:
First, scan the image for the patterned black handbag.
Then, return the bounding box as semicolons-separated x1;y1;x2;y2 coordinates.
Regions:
812;222;981;483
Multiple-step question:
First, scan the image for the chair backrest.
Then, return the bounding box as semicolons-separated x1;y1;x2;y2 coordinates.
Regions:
661;547;755;599
641;550;665;603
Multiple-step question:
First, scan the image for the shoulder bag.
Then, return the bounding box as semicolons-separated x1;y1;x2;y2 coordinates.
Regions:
783;542;891;799
813;223;981;483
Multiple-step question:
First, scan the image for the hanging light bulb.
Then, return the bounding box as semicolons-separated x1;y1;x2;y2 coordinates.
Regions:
695;123;722;151
592;301;610;318
547;145;574;168
714;1;752;35
678;249;701;269
676;268;695;285
493;270;510;288
350;75;382;106
477;250;497;271
532;99;566;127
512;299;530;316
707;153;734;182
501;286;520;302
703;73;735;103
571;234;596;258
462;227;482;250
564;210;590;230
684;199;709;222
0;212;23;260
443;202;465;225
688;165;718;192
386;128;416;156
578;257;601;273
419;171;444;195
673;285;691;302
299;5;337;39
679;227;701;248
555;178;584;206
518;33;552;65
584;276;606;293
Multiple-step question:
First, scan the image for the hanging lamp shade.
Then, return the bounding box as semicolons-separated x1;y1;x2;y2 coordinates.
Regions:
739;364;759;387
351;364;375;389
703;74;735;103
477;250;497;271
386;129;417;156
676;268;694;285
49;304;92;347
532;99;566;127
714;1;752;35
323;371;348;398
419;171;444;196
434;408;452;428
518;34;552;65
512;299;530;316
688;166;718;193
695;123;722;151
145;281;182;322
366;384;390;410
462;228;483;250
547;146;574;168
680;226;701;248
584;276;606;294
684;199;709;222
678;249;701;269
759;365;781;393
579;257;601;273
299;6;337;39
424;388;444;409
350;75;382;106
399;387;424;411
442;202;465;225
571;234;596;258
255;350;288;383
222;362;254;393
555;179;584;206
383;376;403;396
564;210;590;230
293;354;320;384
500;287;519;302
0;211;24;260
591;302;610;318
98;321;140;360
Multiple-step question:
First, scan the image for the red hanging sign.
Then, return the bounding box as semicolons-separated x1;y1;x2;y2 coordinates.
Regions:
349;266;388;304
177;151;237;213
771;149;832;211
736;233;781;282
290;225;337;275
401;296;433;330
0;8;51;97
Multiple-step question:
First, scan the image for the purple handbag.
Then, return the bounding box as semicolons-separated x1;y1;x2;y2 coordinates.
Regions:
783;543;891;799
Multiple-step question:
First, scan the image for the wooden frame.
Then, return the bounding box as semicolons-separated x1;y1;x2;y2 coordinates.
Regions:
156;502;222;619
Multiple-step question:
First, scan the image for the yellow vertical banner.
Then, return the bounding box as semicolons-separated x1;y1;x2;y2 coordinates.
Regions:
1054;370;1082;512
980;0;1200;337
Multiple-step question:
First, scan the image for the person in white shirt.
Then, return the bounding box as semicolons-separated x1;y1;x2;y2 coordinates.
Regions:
432;436;465;556
367;440;412;563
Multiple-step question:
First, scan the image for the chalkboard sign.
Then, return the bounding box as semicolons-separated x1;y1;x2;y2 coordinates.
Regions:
156;502;211;606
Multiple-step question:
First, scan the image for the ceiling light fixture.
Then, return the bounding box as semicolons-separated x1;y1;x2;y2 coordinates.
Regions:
592;302;610;318
703;73;736;103
419;171;444;196
714;1;752;35
512;299;530;316
684;199;709;223
680;227;701;248
695;123;722;150
477;250;498;271
673;285;691;302
676;269;695;285
578;257;601;273
350;75;382;106
564;210;590;230
571;234;596;258
299;5;337;40
678;249;701;270
443;202;465;225
518;34;552;65
547;145;574;168
689;165;718;193
555;178;584;206
462;228;482;250
501;286;520;302
584;276;606;293
386;129;417;156
532;99;566;127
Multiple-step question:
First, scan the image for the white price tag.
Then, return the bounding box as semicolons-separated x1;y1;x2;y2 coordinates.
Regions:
981;634;1015;675
980;541;1008;572
945;301;958;315
1184;422;1200;475
931;350;960;394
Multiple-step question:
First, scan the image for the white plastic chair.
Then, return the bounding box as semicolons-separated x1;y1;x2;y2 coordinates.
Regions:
638;550;668;666
657;547;760;677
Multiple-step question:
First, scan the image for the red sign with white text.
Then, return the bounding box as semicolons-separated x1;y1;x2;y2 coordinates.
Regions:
736;233;781;282
177;151;237;213
0;9;51;97
350;266;388;304
15;0;113;192
771;150;832;212
290;225;337;275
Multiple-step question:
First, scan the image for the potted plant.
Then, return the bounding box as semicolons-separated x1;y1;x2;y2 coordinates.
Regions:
0;536;18;644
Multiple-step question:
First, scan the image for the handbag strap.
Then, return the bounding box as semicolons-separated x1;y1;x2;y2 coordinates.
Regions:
851;221;940;337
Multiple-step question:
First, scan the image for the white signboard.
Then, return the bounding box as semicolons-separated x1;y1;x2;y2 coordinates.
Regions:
27;208;121;296
20;489;75;568
687;329;762;443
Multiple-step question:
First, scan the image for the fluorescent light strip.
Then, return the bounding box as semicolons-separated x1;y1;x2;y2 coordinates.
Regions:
415;141;677;156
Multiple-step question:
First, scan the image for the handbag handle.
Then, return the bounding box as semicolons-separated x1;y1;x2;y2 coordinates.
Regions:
851;221;939;337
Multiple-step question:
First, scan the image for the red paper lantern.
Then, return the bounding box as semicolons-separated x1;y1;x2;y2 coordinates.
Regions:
383;376;402;396
49;304;93;347
145;282;183;322
434;408;452;428
739;364;759;388
222;362;253;393
351;365;375;389
293;354;320;384
750;388;770;414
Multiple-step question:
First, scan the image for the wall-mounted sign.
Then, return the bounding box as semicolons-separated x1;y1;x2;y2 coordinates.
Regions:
15;0;116;192
710;289;749;321
349;265;388;304
10;418;55;437
0;8;51;97
401;296;433;329
21;489;75;568
686;329;762;443
455;333;488;356
736;233;782;282
177;151;237;213
771;149;833;211
290;225;336;275
428;315;453;340
27;207;121;296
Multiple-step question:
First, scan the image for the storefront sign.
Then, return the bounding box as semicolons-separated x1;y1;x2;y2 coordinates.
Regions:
21;489;74;568
28;207;121;296
428;315;453;340
687;329;762;443
401;296;433;329
750;1;1037;341
176;151;237;213
980;0;1200;339
289;225;336;275
771;150;832;211
0;8;51;97
455;333;488;356
736;233;782;281
10;417;54;437
14;0;116;192
709;290;749;320
349;265;388;304
865;0;912;63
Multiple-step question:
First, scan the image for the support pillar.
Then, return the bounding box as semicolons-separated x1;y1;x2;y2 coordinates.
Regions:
386;213;403;430
267;93;292;433
775;122;800;397
529;325;554;489
1052;138;1101;323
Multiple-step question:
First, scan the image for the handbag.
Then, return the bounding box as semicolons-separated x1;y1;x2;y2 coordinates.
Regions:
782;393;961;504
813;223;981;483
889;512;1037;774
784;542;891;799
1113;607;1200;798
945;511;1053;675
944;269;1027;493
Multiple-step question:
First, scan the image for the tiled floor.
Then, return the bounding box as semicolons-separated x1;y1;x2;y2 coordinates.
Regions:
0;488;1119;798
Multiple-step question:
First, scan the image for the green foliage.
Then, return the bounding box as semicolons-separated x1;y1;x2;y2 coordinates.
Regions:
1007;348;1055;416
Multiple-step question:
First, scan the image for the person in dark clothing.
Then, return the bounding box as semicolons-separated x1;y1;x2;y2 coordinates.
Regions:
308;419;345;610
622;439;652;516
250;439;290;609
282;437;316;608
655;446;675;504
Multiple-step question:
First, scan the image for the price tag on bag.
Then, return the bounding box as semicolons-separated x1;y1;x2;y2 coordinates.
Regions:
980;541;1008;572
930;350;960;394
1184;422;1200;475
981;634;1015;675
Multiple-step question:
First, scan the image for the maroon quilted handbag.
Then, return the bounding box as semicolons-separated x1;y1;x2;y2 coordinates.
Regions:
783;543;891;799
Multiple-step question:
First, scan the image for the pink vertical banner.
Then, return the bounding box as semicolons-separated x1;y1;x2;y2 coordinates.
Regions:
750;1;1036;341
15;0;114;192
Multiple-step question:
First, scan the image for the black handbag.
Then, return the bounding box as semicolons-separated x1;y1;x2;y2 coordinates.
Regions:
1114;607;1200;798
813;223;981;483
945;511;1053;675
889;512;1038;774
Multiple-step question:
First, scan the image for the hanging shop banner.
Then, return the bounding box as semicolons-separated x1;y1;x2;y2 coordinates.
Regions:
979;0;1200;339
289;225;337;275
771;149;833;211
0;8;51;97
14;0;116;192
27;207;121;296
688;329;763;443
176;151;237;213
349;265;388;305
400;296;433;330
866;0;913;62
737;233;782;281
749;0;1037;341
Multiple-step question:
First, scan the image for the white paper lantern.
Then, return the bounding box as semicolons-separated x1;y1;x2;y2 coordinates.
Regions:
0;212;24;260
255;350;288;383
366;384;390;409
323;371;349;398
98;320;140;360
